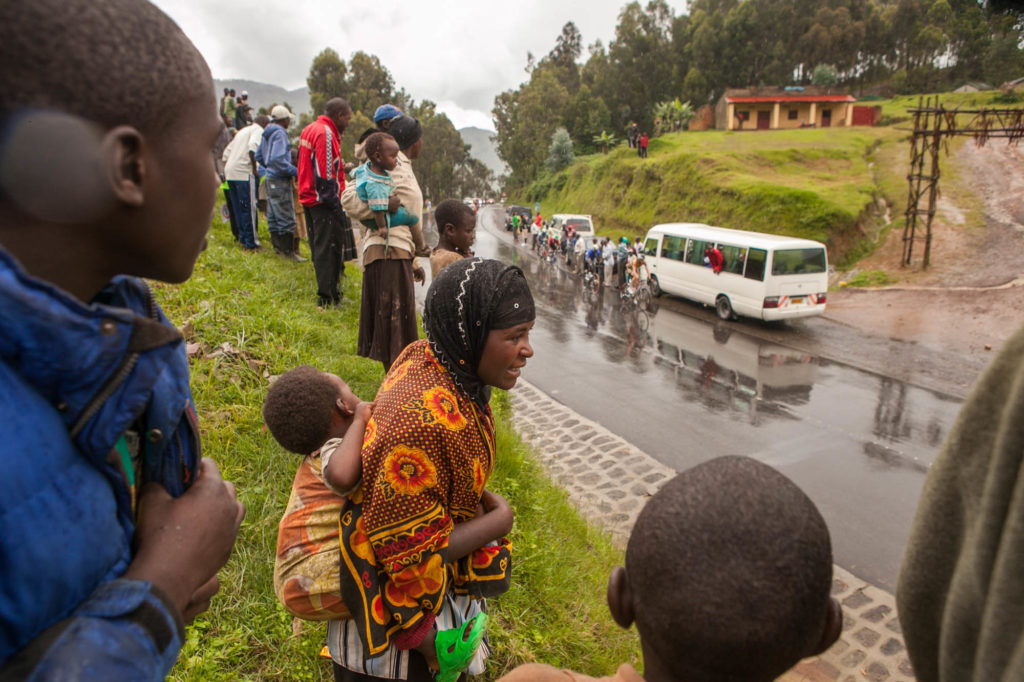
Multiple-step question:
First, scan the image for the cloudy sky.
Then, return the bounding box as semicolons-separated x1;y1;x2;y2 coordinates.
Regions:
152;0;689;131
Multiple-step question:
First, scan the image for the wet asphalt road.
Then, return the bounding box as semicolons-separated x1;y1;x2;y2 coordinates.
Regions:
418;205;964;591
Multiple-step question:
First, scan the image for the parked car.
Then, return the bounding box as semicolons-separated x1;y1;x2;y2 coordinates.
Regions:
506;205;533;230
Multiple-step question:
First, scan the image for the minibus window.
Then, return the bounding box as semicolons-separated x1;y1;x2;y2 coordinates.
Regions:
644;238;659;257
664;236;686;262
771;248;826;275
744;248;766;281
687;239;712;266
719;244;745;274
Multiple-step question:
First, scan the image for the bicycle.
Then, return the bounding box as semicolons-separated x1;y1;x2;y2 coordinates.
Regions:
620;278;652;311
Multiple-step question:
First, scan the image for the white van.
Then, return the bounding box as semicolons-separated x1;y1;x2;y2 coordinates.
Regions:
643;223;828;321
550;214;594;237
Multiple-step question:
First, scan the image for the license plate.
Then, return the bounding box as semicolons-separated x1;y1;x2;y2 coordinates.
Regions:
790;297;804;304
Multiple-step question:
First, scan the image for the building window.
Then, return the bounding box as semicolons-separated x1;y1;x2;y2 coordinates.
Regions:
788;109;798;120
737;111;749;121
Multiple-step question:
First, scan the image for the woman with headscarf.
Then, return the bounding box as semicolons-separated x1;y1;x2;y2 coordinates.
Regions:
329;259;535;682
342;115;427;372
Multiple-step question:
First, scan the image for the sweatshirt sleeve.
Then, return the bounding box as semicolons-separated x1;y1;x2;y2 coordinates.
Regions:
1;579;185;681
265;129;297;178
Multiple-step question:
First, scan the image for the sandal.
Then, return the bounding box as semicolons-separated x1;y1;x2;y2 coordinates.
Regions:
434;612;488;682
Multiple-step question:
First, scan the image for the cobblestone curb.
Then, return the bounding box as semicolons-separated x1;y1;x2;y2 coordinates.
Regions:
509;379;915;682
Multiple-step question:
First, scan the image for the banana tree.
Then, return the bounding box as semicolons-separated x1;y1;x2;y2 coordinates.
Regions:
592;130;617;154
653;98;696;134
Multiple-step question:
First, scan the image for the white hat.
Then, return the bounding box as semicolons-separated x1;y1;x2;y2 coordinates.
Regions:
270;104;293;121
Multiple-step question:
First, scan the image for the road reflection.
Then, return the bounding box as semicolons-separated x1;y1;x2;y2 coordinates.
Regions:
420;206;963;590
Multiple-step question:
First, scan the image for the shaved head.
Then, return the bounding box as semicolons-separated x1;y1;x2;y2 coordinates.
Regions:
0;0;211;134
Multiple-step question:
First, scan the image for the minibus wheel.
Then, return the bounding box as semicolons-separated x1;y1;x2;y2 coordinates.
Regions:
715;295;734;321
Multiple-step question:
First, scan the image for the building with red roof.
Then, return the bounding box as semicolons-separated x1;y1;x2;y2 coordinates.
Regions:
714;86;860;131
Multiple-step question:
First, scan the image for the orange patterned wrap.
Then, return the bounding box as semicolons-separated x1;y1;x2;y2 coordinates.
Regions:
338;340;512;656
274;452;352;621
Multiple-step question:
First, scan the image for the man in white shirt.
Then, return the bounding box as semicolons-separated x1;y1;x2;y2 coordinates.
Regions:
222;114;269;251
573;234;586;274
602;238;616;288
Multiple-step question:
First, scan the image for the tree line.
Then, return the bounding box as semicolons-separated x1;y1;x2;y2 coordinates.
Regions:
493;0;1024;189
298;48;496;202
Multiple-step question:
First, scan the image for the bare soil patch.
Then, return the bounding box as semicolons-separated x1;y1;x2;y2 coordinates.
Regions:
827;141;1024;385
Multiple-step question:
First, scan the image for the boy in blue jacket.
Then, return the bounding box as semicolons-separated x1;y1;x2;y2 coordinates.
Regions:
0;0;245;679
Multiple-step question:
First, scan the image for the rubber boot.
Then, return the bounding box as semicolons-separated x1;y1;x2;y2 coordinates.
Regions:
270;232;289;256
291;235;307;262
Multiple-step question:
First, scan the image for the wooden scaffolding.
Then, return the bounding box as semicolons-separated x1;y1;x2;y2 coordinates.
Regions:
902;97;1024;268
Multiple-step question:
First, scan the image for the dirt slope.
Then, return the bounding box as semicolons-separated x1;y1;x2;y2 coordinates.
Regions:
826;141;1024;380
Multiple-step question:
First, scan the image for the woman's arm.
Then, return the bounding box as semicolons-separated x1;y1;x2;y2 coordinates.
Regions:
447;489;513;560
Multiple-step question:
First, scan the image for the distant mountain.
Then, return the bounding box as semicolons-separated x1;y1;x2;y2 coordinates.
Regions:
459;127;507;179
214;79;311;117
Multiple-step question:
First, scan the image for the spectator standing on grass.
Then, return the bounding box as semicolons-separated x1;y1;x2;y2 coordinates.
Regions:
257;105;305;261
222;114;269;252
298;97;358;308
220;87;232;127
638;132;649;158
0;0;245;677
342;115;428;372
223;87;237;129
628;122;639;148
234;91;251;131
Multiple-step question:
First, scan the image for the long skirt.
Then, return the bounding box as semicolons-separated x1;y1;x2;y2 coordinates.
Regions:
357;259;418;367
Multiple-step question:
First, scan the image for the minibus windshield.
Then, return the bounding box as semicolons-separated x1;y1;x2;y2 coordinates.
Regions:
771;248;827;276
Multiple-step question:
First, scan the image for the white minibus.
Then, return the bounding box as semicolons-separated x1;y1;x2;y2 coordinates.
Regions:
642;223;828;321
550;214;594;237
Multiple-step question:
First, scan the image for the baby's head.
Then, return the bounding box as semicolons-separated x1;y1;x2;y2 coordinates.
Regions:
435;199;476;254
609;456;841;682
365;132;399;172
263;366;359;454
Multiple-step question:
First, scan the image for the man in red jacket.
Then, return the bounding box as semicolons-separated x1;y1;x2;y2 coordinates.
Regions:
297;97;357;308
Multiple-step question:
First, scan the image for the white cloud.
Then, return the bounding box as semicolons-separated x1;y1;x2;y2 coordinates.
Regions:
153;0;689;131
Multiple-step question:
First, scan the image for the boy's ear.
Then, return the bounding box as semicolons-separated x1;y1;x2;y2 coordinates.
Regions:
812;598;843;655
606;566;635;630
442;221;456;235
102;125;146;207
335;397;355;418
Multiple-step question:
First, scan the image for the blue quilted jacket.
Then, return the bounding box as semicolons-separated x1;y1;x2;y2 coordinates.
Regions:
0;248;200;679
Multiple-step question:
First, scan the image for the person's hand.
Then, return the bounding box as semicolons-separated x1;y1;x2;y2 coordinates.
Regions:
388;196;400;212
124;458;245;622
354;400;374;423
412;262;425;284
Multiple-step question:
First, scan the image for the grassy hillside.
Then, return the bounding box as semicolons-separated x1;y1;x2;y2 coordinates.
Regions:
522;90;1013;268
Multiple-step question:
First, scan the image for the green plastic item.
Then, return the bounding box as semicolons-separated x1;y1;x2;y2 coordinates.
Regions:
434;612;488;682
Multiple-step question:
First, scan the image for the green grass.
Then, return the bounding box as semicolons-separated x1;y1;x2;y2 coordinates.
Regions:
161;204;640;680
844;270;898;288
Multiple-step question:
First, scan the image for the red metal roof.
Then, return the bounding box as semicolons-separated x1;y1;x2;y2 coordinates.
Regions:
727;95;856;103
